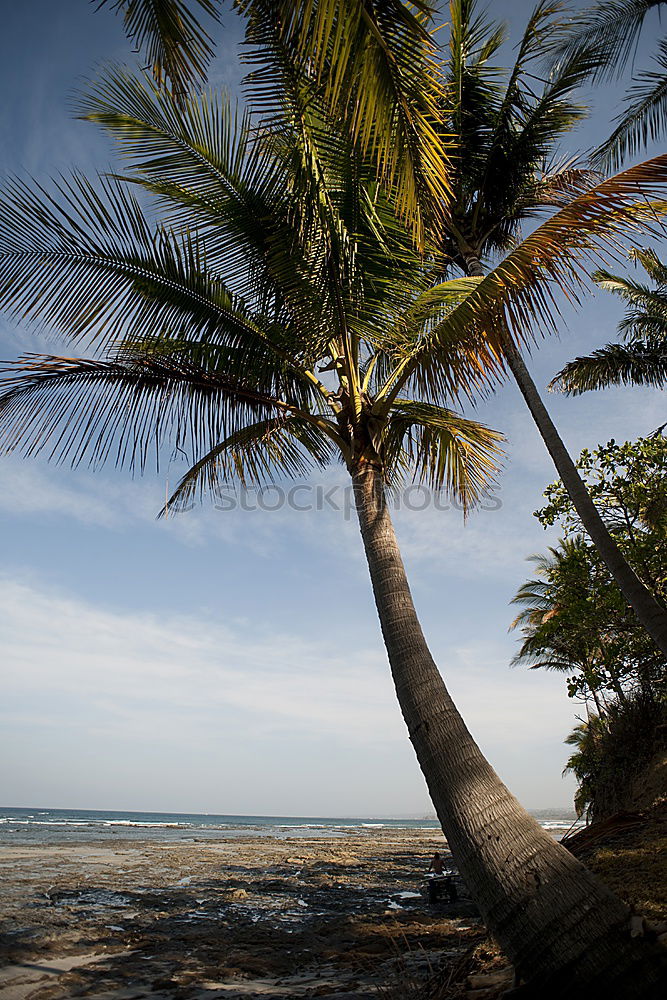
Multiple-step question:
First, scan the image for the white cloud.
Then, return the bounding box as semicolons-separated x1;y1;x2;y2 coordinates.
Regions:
0;576;401;742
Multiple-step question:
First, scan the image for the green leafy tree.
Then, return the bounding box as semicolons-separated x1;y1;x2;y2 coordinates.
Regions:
533;436;667;697
552;248;667;394
2;2;667;989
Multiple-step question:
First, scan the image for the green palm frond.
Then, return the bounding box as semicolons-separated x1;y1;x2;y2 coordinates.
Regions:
383;399;503;508
0;170;330;398
79;67;255;204
79;70;319;316
629;246;667;284
510;645;576;672
485;2;593;172
593;39;667;170
552;343;667;393
372;275;503;408
551;247;667;394
79;68;391;355
592;270;661;304
548;1;667;169
592;269;667;334
0;172;249;346
0;350;285;472
548;0;665;82
447;0;506;134
235;0;452;242
95;0;221;96
161;415;339;514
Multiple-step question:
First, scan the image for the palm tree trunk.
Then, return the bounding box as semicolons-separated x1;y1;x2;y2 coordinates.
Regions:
353;461;667;995
499;333;667;659
462;252;667;659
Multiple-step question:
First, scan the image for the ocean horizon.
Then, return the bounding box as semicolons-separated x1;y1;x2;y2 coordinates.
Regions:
0;805;583;845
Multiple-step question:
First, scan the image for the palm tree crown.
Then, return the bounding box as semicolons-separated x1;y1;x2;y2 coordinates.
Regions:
0;69;502;506
438;0;600;274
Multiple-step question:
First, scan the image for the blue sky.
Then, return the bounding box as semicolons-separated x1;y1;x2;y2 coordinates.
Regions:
0;0;664;816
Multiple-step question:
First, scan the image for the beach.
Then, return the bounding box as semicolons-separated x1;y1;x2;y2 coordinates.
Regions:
0;826;499;1000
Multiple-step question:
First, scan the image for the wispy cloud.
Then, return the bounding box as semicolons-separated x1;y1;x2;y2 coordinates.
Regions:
0;576;579;811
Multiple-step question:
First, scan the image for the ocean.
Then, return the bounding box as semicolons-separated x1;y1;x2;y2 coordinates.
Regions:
0;806;583;845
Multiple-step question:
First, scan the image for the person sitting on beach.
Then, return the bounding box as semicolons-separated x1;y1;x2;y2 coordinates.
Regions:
427;852;458;904
428;852;444;875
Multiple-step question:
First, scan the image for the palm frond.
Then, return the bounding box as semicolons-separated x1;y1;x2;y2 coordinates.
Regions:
0;170;330;399
593;39;667;171
94;0;221;96
392;155;667;398
629;246;667;283
552;245;667;393
593;273;667;341
551;342;667;393
80;68;359;349
0;173;242;344
161;415;338;514
0;351;284;472
547;0;664;82
79;71;300;304
383;399;503;509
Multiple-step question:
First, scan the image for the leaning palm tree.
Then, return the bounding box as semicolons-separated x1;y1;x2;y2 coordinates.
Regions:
552;248;667;392
429;0;667;660
1;57;667;992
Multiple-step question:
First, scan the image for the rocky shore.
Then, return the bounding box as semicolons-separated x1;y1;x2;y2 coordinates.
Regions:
0;828;490;999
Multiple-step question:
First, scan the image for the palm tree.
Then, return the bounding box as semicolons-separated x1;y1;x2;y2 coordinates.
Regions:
509;537;629;711
430;0;667;661
95;0;667;658
1;52;667;992
563;716;605;818
552;248;667;393
549;0;667;170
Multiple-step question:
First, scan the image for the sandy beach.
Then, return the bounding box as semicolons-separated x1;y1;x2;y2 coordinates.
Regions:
0;828;498;999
